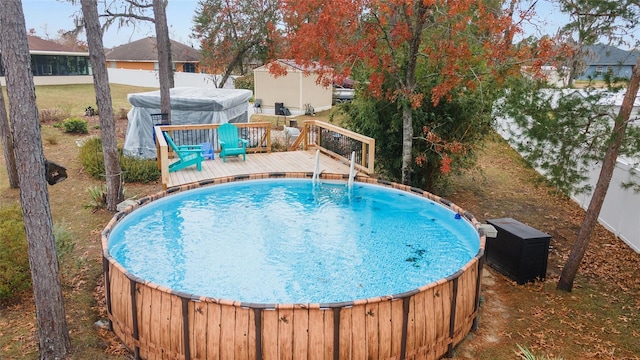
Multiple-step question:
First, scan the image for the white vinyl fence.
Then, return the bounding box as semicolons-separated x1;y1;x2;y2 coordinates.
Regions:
495;94;640;253
107;68;237;89
570;157;640;253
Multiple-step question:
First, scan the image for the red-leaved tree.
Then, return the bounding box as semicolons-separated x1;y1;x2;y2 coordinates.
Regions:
276;0;542;184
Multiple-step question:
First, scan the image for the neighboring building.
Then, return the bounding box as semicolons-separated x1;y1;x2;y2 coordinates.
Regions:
576;44;640;81
521;65;571;87
105;37;202;73
0;35;92;85
253;60;333;115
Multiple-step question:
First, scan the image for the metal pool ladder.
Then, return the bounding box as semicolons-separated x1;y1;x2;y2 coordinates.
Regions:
348;151;356;189
312;149;321;185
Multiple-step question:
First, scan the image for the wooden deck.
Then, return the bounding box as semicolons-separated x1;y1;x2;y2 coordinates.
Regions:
167;150;355;188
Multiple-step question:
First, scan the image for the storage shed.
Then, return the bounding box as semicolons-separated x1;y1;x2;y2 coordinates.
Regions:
123;87;252;159
253;60;332;115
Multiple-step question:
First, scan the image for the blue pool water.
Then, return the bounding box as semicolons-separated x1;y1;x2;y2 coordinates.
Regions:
108;179;479;304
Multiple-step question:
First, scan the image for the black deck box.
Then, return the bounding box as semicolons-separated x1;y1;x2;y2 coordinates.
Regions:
486;218;551;284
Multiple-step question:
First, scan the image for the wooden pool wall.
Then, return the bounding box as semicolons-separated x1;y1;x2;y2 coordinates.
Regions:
101;172;487;360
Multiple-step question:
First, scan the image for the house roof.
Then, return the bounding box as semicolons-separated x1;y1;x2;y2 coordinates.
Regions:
27;35;87;54
276;59;323;71
105;37;201;63
253;59;322;72
585;44;640;66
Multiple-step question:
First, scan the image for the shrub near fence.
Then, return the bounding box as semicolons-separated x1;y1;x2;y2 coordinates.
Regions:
0;205;30;301
495;114;640;253
63;118;89;134
80;137;160;183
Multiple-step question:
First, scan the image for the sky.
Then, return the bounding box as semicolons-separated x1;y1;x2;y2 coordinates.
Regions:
22;0;200;49
18;0;588;51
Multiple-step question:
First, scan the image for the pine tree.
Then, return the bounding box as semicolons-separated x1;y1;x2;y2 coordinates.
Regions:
0;0;71;357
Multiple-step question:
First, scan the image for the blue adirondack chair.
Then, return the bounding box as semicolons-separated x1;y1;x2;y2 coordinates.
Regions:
218;123;248;162
163;132;204;172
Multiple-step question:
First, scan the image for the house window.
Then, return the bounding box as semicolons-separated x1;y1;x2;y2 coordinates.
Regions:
596;65;603;74
29;55;90;76
183;63;196;73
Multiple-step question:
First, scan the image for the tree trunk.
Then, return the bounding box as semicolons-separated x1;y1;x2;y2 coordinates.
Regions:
401;102;413;184
153;0;172;121
0;0;71;357
557;56;640;291
81;0;124;211
398;2;427;185
217;41;258;88
0;85;19;188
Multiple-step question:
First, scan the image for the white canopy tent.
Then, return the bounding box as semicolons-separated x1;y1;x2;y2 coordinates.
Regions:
123;87;252;159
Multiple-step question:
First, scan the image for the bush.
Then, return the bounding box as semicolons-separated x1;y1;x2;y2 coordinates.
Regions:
43;134;59;145
62;118;89;134
234;73;254;91
85;185;107;211
79;137;105;178
52;220;77;279
0;205;30;301
53;221;75;261
116;108;129;120
0;206;78;302
120;155;161;183
39;108;69;123
79;137;160;183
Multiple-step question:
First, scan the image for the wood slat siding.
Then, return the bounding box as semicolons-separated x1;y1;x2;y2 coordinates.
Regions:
338;307;352;359
406;297;416;358
377;300;393;359
350;304;366;360
206;301;222;360
137;285;150;359
160;292;173;357
145;291;159;358
171;294;185;358
233;306;251;359
188;302;201;359
103;174;485;360
261;310;278;360
278;308;294;360
390;299;404;357
365;302;379;360
106;270;481;360
248;309;257;360
307;309;332;360
413;293;425;355
452;262;479;345
220;305;236;359
292;308;309;359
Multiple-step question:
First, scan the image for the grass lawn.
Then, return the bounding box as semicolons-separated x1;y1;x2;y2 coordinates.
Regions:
0;85;639;359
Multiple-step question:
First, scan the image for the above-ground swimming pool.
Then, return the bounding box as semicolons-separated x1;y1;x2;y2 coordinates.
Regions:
102;173;486;360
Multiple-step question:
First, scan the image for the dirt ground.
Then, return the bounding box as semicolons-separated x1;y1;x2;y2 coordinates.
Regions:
447;135;640;359
1;115;639;359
